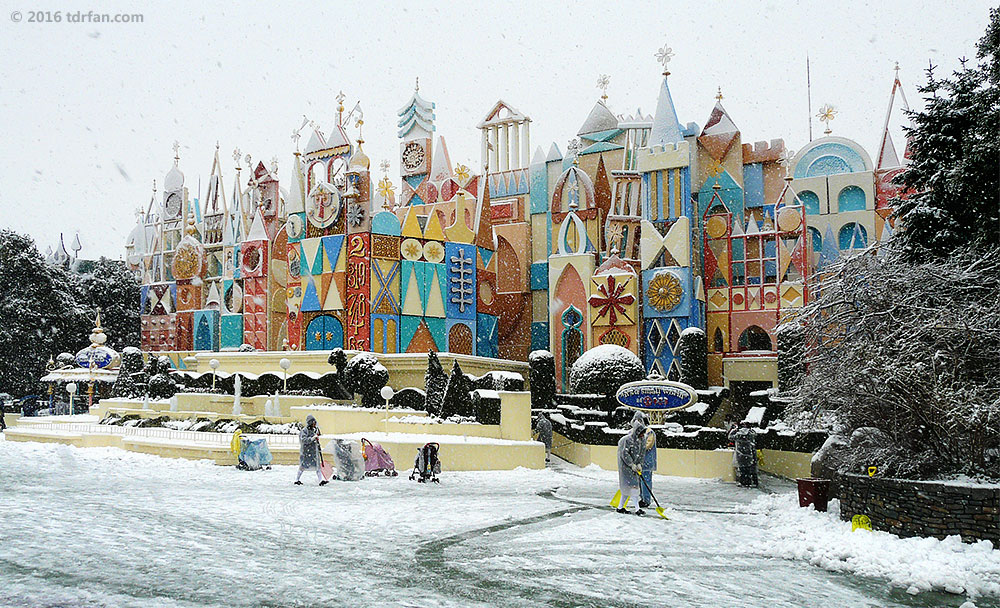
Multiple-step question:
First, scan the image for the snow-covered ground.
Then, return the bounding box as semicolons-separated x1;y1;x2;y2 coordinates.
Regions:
1;437;997;608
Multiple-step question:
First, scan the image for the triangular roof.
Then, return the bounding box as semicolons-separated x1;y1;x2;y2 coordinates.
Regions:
649;75;684;146
876;69;911;171
304;128;326;154
698;101;740;162
477;100;527;128
286;153;306;214
246;210;268;241
577;101;619;136
546;143;563;162
430;136;452;182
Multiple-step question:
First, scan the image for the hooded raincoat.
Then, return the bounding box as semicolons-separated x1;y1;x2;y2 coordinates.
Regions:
617;414;647;492
535;414;553;450
299;415;321;471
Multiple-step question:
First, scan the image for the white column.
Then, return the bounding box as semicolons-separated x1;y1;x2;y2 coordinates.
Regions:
512;122;520;169
521;120;531;167
481;129;489;172
489;127;498;172
499;123;509;172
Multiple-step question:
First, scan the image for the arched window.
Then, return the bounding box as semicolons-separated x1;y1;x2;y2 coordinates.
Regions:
797;190;821;215
837;186;867;212
330;157;348;190
561;306;583;391
808;227;823;253
309;162;326;192
713;327;724;353
838;223;868;250
738;325;772;351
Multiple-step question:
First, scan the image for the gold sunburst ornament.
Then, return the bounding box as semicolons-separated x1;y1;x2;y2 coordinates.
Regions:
647;271;683;312
454;163;470;182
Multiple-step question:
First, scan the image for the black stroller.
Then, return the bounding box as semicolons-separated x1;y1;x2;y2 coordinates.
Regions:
409;442;441;483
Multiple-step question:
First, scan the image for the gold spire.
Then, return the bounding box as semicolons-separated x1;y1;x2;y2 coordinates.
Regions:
716;86;723;101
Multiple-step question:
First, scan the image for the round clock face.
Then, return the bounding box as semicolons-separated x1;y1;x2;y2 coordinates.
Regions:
402;142;425;172
307;190;340;228
285;214;304;239
165;191;182;218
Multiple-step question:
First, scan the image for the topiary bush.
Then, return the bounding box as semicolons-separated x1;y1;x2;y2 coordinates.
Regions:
568;345;645;403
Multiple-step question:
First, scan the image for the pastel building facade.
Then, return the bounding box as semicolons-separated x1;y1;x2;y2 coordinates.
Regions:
125;55;907;396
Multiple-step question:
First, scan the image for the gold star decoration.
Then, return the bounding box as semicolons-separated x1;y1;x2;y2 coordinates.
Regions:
454;163;470;182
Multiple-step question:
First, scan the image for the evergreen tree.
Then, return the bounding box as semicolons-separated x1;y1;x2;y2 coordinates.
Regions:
423;351;447;416
442;359;473;419
677;328;708;390
894;9;1000;260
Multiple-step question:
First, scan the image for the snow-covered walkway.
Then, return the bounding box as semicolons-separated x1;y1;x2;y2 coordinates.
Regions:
1;437;997;607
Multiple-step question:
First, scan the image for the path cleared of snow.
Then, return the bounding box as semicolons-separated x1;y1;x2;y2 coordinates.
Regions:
0;437;997;607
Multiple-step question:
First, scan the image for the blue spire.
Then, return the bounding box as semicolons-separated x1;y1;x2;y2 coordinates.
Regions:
650;75;683;147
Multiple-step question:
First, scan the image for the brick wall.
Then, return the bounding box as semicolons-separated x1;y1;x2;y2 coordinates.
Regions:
838;473;1000;546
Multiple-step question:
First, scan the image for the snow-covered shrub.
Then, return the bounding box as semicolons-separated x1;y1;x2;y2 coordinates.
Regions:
568;345;645;401
111;346;146;399
529;350;556;410
344;353;389;408
784;245;1000;479
677;327;707;389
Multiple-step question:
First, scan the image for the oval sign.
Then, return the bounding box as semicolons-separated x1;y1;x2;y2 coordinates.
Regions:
616;380;698;412
76;346;114;369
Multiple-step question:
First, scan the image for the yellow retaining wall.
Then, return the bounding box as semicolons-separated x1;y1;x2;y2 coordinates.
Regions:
3;413;20;428
552;432;736;481
183;351;529;391
93;394;338;420
759;449;813;480
498;391;531;441
384;421;501;438
291;406;427;435
330;433;545;472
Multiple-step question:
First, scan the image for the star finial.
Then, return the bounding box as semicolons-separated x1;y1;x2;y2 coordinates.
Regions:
716;86;723;101
232;147;241;169
172;140;180;164
291;129;301;150
654;45;674;75
379;159;391;174
817;104;838;135
270;156;279;175
336;90;346;113
597;74;610;103
414;76;419;92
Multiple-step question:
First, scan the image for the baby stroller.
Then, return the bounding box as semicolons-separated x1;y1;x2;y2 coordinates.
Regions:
231;430;273;471
323;438;366;481
361;438;398;477
410;442;441;483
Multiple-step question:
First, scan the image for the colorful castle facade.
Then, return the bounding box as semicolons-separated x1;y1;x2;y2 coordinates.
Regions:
125;52;909;392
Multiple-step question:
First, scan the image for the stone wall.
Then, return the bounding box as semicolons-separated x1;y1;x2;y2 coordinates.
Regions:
838;473;1000;546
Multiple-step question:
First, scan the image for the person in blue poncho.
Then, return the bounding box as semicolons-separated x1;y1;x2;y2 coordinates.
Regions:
639;415;657;509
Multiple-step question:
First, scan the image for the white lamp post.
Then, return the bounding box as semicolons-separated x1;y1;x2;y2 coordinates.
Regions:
380;385;394;435
65;383;77;417
209;358;220;390
279;358;291;393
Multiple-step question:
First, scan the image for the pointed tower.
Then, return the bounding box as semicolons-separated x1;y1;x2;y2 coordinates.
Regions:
875;64;912;237
633;46;700;378
398;80;435;206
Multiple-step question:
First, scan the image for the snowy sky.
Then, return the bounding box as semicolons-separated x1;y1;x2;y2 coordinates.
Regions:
0;0;994;259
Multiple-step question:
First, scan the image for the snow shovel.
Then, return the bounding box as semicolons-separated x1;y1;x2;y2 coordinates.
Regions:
319;447;334;482
637;474;669;520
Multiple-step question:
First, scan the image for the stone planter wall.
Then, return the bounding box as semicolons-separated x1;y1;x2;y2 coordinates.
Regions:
838;473;1000;546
